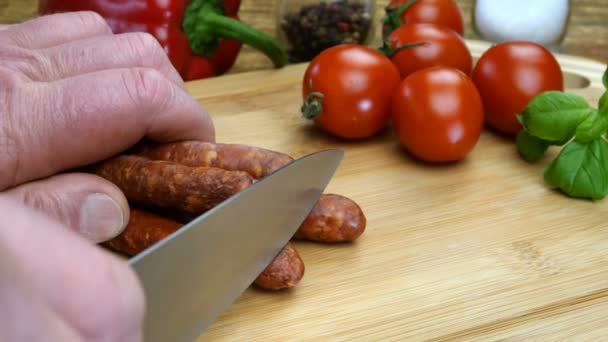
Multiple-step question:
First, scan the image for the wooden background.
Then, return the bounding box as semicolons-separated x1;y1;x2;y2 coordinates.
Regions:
0;0;606;75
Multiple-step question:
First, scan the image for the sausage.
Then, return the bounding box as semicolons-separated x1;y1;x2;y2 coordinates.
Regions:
132;140;294;179
90;155;254;215
105;208;305;291
129;142;367;243
254;242;305;291
294;194;366;243
103;207;182;256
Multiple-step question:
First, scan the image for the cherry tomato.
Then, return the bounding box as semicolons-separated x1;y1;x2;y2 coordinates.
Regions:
302;44;401;139
384;0;465;36
392;66;484;162
385;23;472;79
472;41;564;136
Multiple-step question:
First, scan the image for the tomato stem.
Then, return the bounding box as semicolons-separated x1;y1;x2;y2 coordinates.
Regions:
301;92;325;119
381;0;417;40
378;40;427;58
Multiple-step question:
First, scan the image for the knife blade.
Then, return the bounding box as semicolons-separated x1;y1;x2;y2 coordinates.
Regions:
128;148;344;342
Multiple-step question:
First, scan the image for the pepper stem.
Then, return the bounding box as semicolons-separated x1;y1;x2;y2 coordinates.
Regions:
184;0;287;68
301;92;325;120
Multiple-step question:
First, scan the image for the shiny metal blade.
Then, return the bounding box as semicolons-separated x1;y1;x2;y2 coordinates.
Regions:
128;149;344;342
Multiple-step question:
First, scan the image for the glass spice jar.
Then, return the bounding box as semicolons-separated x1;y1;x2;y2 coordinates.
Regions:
472;0;572;51
277;0;376;63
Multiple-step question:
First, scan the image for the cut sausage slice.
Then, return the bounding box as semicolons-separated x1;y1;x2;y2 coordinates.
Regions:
254;242;305;291
295;194;366;243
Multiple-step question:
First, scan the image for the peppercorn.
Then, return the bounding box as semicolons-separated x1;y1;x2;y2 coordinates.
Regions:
280;0;372;63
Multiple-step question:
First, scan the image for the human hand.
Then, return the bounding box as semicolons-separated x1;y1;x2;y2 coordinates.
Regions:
0;11;215;341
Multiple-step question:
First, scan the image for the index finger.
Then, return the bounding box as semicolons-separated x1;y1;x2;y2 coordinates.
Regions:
2;67;214;190
0;12;112;49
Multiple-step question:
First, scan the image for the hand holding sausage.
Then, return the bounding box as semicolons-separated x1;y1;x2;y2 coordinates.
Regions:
93;141;367;292
0;12;214;241
0;12;217;341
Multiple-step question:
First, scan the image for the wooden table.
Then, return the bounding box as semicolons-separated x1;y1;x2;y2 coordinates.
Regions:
1;0;606;75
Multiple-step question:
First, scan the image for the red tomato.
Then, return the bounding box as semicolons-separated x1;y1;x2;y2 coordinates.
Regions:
472;41;564;136
392;66;484;162
386;23;473;79
385;0;465;36
302;44;401;139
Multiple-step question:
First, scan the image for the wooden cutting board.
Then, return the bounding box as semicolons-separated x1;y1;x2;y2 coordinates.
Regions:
185;40;608;341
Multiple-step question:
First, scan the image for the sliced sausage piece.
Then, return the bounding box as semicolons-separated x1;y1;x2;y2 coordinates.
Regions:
132;140;294;179
90;155;254;215
254;242;305;291
294;194;366;243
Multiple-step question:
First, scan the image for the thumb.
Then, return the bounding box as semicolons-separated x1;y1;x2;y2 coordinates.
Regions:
4;173;130;243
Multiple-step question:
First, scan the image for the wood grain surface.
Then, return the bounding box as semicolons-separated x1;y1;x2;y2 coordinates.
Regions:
160;40;607;341
1;0;606;75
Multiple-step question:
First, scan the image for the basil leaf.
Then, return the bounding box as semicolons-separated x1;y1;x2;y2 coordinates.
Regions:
544;139;608;200
519;91;593;143
575;109;608;142
603;65;608;89
516;130;550;162
600;92;608;114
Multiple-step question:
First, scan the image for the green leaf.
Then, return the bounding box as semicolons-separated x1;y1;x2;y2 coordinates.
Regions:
603;65;608;89
544;139;608;200
520;91;593;144
600;92;608;114
516;130;550;162
575;109;608;142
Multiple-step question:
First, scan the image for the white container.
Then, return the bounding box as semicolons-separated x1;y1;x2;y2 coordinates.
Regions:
472;0;571;50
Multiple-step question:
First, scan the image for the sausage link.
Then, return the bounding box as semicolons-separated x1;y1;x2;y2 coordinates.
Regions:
90;155;254;215
132;140;294;179
103;208;182;255
254;242;305;290
105;208;305;291
294;194;366;243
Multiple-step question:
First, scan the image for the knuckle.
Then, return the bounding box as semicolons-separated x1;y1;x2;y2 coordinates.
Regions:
73;11;111;34
0;43;53;81
19;50;53;81
0;126;20;190
122;68;173;109
128;32;162;53
125;32;166;66
4;28;32;48
15;185;73;223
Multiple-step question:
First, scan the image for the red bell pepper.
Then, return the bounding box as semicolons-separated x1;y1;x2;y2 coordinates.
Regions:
39;0;287;81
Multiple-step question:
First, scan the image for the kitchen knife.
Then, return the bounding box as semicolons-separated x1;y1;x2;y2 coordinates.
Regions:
128;148;344;342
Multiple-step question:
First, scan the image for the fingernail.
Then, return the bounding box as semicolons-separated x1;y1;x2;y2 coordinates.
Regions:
80;193;126;243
